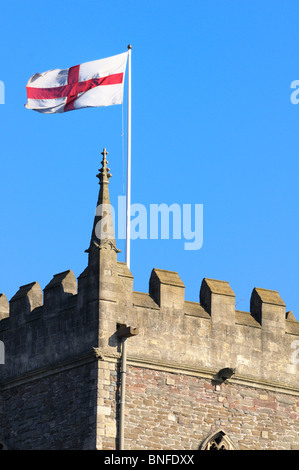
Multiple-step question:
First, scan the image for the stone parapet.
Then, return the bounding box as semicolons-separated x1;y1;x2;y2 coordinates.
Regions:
0;264;298;388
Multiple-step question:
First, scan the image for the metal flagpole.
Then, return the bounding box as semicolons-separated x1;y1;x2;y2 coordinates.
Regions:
126;44;132;269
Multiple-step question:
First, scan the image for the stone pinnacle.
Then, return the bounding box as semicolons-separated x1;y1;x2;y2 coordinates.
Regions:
97;148;112;185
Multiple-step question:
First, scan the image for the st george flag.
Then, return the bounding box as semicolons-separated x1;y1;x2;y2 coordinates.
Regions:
25;52;128;114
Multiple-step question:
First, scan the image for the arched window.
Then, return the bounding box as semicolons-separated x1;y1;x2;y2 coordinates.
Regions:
200;429;235;450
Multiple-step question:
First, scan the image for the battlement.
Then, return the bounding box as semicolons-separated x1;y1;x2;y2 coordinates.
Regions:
1;266;295;330
1;149;298;393
1;261;298;389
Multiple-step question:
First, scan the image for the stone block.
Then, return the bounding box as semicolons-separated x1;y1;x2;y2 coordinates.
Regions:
149;268;185;309
200;278;235;325
250;287;285;332
116;262;134;314
44;270;77;310
10;282;43;323
117;261;133;294
105;422;117;438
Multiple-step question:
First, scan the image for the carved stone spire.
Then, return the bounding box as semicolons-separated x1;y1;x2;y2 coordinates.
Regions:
87;148;120;254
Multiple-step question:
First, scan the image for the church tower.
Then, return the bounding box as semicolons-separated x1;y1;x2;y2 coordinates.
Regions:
1;149;299;451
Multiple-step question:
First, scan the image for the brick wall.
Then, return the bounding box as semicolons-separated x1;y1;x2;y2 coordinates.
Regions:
97;361;299;451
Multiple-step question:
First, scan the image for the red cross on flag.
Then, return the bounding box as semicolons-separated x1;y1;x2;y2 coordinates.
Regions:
25;52;128;113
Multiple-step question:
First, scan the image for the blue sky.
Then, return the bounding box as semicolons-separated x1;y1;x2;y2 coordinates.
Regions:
0;1;298;319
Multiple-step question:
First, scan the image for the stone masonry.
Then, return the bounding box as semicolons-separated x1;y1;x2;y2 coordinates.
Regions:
1;148;299;450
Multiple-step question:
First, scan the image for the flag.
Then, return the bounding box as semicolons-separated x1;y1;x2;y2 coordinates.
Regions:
25;52;128;114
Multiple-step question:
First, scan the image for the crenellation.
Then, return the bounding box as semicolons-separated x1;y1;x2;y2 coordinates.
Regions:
0;265;298;386
9;282;43;324
149;268;185;310
250;287;286;332
43;269;77;311
200;278;235;326
285;311;299;336
286;311;297;321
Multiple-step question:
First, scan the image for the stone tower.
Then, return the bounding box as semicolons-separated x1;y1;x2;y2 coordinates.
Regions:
1;149;299;450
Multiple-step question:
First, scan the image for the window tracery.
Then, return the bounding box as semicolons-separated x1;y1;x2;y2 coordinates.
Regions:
200;429;235;450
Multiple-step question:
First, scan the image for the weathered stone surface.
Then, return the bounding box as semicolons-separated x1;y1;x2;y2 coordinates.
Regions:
44;270;77;310
149;268;185;309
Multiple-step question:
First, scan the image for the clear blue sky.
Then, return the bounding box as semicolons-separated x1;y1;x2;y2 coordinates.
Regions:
0;1;298;319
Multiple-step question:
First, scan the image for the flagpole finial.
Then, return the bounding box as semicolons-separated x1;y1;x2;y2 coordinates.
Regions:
127;44;132;50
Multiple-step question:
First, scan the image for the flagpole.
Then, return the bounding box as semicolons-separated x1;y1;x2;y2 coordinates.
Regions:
126;44;132;269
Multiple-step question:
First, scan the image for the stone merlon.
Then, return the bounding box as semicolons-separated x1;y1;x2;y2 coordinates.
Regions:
149;268;185;309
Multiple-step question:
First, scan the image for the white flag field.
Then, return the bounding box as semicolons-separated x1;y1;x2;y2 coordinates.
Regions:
25;52;128;113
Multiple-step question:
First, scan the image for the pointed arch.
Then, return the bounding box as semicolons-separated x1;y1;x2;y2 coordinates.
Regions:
200;428;236;450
